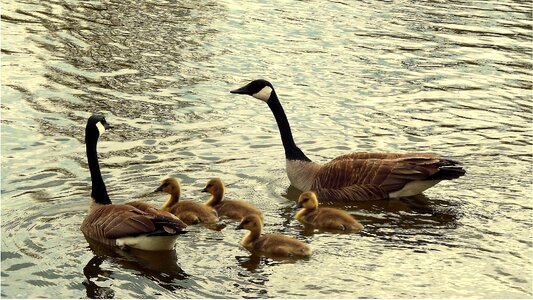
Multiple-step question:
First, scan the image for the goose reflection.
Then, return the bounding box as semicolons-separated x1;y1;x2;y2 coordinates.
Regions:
82;237;189;297
236;253;307;273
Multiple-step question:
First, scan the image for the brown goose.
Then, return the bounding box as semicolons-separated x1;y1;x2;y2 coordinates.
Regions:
155;178;219;225
81;115;187;251
236;215;311;257
230;79;466;202
295;191;363;231
202;178;263;221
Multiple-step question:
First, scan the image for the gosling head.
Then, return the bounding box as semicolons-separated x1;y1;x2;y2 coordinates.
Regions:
154;178;180;194
230;79;274;103
236;214;263;231
86;114;113;139
201;178;224;194
297;191;319;210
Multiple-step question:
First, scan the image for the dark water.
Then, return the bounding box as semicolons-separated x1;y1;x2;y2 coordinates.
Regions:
1;0;532;298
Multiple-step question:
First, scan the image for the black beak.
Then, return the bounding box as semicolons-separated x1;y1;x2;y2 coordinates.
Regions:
230;84;250;95
105;123;114;130
236;223;244;230
201;187;208;193
154;186;163;193
297;202;303;208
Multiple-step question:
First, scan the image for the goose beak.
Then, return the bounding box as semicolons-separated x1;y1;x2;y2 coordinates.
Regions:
201;187;208;193
230;84;250;95
154;186;163;193
236;223;244;230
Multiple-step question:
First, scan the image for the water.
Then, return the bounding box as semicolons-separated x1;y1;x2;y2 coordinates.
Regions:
1;0;532;298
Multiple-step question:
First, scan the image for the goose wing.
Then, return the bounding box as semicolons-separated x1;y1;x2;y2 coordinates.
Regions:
126;200;186;226
312;156;461;201
331;152;437;161
83;204;186;241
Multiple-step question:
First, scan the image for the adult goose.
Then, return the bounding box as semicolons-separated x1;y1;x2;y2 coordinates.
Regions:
81;114;187;251
230;79;466;202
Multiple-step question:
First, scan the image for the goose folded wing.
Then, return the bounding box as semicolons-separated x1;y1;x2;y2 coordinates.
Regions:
331;152;437;162
90;205;184;239
313;157;444;200
126;200;185;223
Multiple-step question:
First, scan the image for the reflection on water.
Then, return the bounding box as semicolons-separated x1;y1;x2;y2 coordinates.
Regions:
83;237;188;298
2;0;532;298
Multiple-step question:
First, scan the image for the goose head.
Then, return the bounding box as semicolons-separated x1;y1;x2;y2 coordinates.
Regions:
86;114;113;139
236;214;263;232
201;178;224;195
297;191;319;210
155;178;181;195
230;79;274;102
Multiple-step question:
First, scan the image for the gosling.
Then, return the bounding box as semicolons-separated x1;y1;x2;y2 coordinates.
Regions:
155;178;219;225
236;215;311;257
202;178;263;221
295;191;363;231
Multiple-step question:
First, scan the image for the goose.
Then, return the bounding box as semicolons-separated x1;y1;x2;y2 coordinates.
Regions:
230;79;466;202
236;214;311;257
201;178;264;221
155;178;219;225
295;191;363;231
81;114;187;251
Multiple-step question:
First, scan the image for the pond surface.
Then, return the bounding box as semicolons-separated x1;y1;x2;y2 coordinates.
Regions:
1;0;532;298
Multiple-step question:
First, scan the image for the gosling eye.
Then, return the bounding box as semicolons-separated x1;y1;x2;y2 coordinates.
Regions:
303;198;309;202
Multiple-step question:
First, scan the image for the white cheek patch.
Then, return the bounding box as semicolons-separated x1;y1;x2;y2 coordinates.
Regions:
96;121;106;136
252;86;273;102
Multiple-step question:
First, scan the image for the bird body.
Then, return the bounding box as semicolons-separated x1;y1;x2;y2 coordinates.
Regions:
230;79;466;202
81;115;186;251
295;191;363;231
236;215;311;257
156;178;219;225
202;178;263;221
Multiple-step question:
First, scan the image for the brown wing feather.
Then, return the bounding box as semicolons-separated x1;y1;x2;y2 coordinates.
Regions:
331;152;437;162
81;203;187;245
312;156;447;201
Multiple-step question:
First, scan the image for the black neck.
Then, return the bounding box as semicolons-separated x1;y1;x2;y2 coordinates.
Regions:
86;129;111;205
267;91;311;162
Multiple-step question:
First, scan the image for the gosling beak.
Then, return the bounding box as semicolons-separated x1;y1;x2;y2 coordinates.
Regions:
296;202;303;208
154;186;163;193
236;223;244;230
230;84;250;95
201;187;208;193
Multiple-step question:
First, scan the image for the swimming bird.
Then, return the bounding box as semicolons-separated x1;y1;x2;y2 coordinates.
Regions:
236;214;311;257
295;191;363;231
230;79;466;202
202;178;263;221
81;114;187;251
155;178;219;225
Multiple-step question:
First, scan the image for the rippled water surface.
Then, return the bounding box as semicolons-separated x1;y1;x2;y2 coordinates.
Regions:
1;0;532;298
